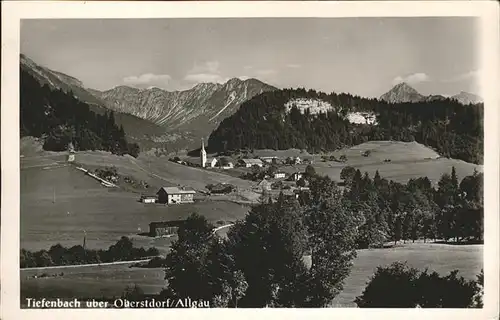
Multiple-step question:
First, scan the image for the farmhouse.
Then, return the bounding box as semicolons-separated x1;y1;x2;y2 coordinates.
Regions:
238;158;264;168
302;158;313;164
273;171;286;179
285;156;302;165
149;220;185;237
289;172;303;181
256;179;272;191
157;187;196;204
260;156;278;164
296;186;310;193
221;162;234;169
206;158;218;168
140;195;157;204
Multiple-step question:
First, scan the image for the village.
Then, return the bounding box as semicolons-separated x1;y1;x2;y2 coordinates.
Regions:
142;139;314;238
64;139;315;240
152;140;311;200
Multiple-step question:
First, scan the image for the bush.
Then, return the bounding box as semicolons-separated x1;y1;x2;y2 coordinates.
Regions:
355;262;481;308
122;284;145;301
296;178;306;188
340;166;356;182
304;164;316;178
127;143;140;158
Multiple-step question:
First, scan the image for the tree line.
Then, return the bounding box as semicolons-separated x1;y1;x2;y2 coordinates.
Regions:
151;165;482;307
208;88;483;164
335;166;483;248
20;68;140;157
20;236;159;268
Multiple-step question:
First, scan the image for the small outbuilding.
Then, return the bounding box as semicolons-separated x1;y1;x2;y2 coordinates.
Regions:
140;195;157;204
273;171;286;179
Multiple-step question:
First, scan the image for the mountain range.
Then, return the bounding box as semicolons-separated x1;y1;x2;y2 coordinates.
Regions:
20;54;482;152
92;77;276;134
380;82;483;105
21;54;276;149
20;54;166;143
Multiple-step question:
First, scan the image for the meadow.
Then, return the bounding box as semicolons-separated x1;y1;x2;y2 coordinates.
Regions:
75;152;256;190
21;165;251;253
185;141;482;186
20;241;483;307
314;141;481;185
20;140;483;307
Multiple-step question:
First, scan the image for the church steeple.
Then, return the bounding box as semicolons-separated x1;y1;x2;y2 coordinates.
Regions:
200;138;207;168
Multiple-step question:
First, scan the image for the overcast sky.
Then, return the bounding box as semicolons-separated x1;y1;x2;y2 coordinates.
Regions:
20;17;480;97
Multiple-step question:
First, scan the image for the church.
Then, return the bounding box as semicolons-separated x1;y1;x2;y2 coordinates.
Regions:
200;138;208;167
200;139;233;169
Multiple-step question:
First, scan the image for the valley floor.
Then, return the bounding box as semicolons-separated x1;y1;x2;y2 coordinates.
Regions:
19;139;483;308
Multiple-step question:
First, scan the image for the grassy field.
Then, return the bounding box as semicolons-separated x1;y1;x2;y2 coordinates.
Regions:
21;141;481;252
21;263;165;301
313;141;481;186
21;165;251;253
70;151;260;199
20;241;482;307
331;241;483;307
20;140;483;307
183;141;482;187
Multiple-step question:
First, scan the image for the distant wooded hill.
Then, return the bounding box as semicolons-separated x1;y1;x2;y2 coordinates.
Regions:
208;88;483;164
20;68;140;157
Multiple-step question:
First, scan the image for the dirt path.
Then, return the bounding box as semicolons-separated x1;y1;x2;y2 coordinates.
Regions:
20;257;157;271
213;223;234;234
23;226;235;272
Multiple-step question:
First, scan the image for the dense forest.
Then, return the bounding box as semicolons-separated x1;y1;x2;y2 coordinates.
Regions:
20;69;140;157
332;166;483;247
155;166;483;307
208;88;483;164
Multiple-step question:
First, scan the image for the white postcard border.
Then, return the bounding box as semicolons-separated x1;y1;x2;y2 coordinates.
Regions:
2;1;499;319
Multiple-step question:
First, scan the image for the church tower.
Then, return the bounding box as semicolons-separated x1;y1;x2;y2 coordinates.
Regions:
200;138;207;168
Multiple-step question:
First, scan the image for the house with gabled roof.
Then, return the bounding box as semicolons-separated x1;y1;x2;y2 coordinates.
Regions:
157;186;196;204
238;158;264;168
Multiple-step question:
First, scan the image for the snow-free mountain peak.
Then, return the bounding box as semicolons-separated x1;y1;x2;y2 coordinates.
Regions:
451;91;483;105
379;82;424;103
380;82;482;105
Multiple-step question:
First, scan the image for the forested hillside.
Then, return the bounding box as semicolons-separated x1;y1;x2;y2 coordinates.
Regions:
208;88;483;164
20;68;140;157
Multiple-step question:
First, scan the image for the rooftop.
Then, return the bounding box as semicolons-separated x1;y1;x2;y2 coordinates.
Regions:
158;187;196;194
240;158;263;164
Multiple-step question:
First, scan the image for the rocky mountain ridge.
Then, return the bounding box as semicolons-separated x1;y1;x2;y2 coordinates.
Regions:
380;82;483;105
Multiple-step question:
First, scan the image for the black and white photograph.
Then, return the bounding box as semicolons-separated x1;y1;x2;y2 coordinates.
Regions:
1;1;499;319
